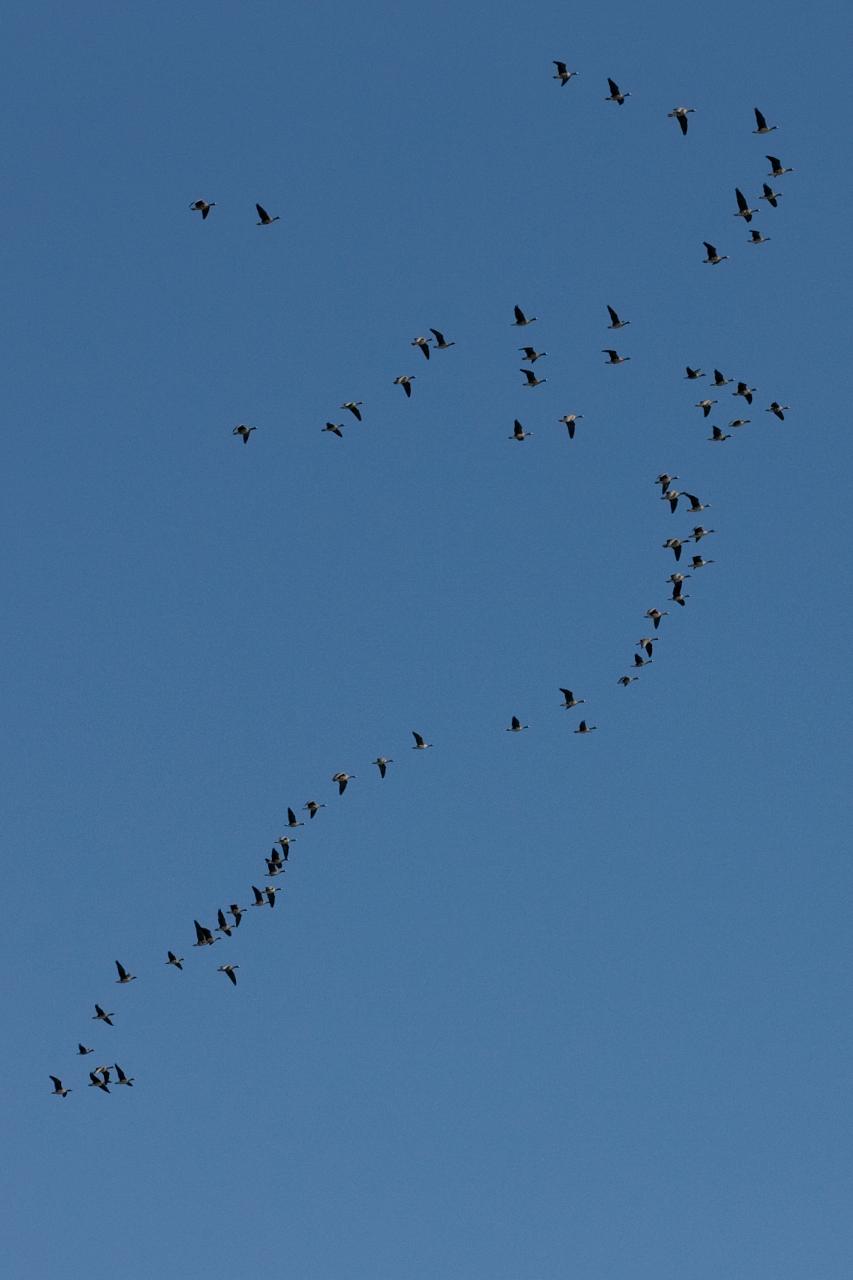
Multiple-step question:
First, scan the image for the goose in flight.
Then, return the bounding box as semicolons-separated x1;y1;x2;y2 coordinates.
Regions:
264;885;281;907
766;154;793;177
691;525;716;542
519;346;547;363
411;336;431;360
709;425;730;441
93;1004;114;1026
662;537;687;561
558;413;583;439
430;328;455;350
703;242;728;265
684;366;704;380
617;675;638;687
189;199;215;219
89;1070;110;1093
266;851;286;877
114;1064;134;1087
633;652;653;668
734;188;757;222
341;401;363;420
606;304;629;329
78;1043;94;1055
332;772;356;795
412;730;432;749
760;183;782;208
284;807;303;829
50;1076;72;1097
509;419;533;441
636;638;656;658
255;203;280;225
574;720;597;734
193;920;217;947
218;964;239;986
690;554;714;569
232;425;256;444
276;836;295;858
712;369;732;387
228;903;244;929
655;473;678;493
661;488;681;514
753;107;777;135
748;229;770;245
372;756;393;778
684;493;710;514
520;367;546;388
645;608;668;629
166;951;184;971
115;961;136;984
559;689;585;709
668;106;694;135
506;715;527;732
250;884;268;908
304;800;325;819
393;375;415;397
602;348;630;364
695;399;717;417
512;305;536;326
734;381;756;404
728;416;750;427
553;61;578;86
216;908;232;937
767;401;790;420
322;422;343;437
606;77;630;105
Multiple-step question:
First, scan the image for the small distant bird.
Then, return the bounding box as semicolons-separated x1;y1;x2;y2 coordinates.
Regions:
617;675;638;687
512;305;536;326
412;730;432;749
734;381;756;404
671;579;688;602
430;328;455;350
519;346;547;363
520;367;546;388
655;473;678;493
684;493;710;514
218;964;239;986
50;1076;72;1097
216;908;232;937
729;418;751;429
166;951;184;971
115;961;136;985
602;348;630;364
322;422;343;437
89;1070;110;1093
394;375;415;397
709;425;730;442
553;60;578;86
703;241;728;265
285;807;303;829
685;366;705;380
114;1064;134;1087
636;638;656;658
559;688;585;709
753;107;777;135
189;199;215;219
606;304;629;329
332;772;356;795
193;920;217;947
342;401;363;420
574;719;597;734
233;425;256;444
734;188;757;222
668;572;690;586
605;77;629;105
748;229;770;244
229;903;244;929
767;401;790;420
250;885;268;908
266;851;285;877
411;336;431;360
255;203;280;225
695;399;717;417
760;183;782;208
645;608;668;629
633;652;652;668
712;369;732;387
93;1004;114;1026
662;488;681;513
558;413;583;439
276;836;295;858
372;756;393;778
304;800;325;819
690;554;714;569
662;538;686;560
691;525;715;542
766;154;794;177
509;419;533;441
506;715;527;732
265;885;281;907
78;1044;94;1056
668;106;694;134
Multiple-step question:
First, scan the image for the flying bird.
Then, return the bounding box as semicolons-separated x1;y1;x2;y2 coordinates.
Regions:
216;908;232;937
709;425;731;441
189;199;215;219
411;336;431;360
50;1076;72;1097
633;652;652;668
166;951;184;971
322;422;343;437
605;78;630;105
655;473;678;493
645;608;668;629
695;399;717;417
668;106;694;134
617;675;638;687
233;425;256;444
114;1064;134;1087
690;525;716;542
753;107;777;135
372;756;393;778
602;348;630;364
684;493;710;513
574;720;597;734
250;885;268;908
255;203;280;225
560;689;585;709
284;807;303;829
690;554;714;569
767;401;790;420
509;419;533;441
506;715;527;732
193;920;217;947
520;367;546;388
115;961;136;984
662;538;686;560
734;381;756;404
748;229;770;244
88;1070;110;1093
412;730;432;749
734;188;757;222
229;903;244;929
553;60;578;86
712;369;731;387
606;305;629;329
304;800;325;819
512;305;536;326
341;401;363;420
77;1044;94;1056
519;346;547;363
393;375;415;397
703;242;728;265
766;155;794;177
332;771;356;795
685;366;705;380
218;964;239;986
93;1004;114;1026
760;183;782;208
558;413;583;439
430;328;455;350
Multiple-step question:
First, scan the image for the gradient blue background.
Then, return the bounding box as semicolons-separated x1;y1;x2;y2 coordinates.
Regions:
5;2;853;1276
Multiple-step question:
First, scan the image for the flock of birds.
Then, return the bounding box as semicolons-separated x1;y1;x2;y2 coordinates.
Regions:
49;63;796;1098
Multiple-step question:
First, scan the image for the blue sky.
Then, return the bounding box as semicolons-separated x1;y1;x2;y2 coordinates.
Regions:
5;2;853;1277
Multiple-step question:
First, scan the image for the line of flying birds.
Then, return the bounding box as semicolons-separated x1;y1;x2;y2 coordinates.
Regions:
50;62;798;1098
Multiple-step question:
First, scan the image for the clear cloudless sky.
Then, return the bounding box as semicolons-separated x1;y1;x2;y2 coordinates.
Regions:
4;1;853;1276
